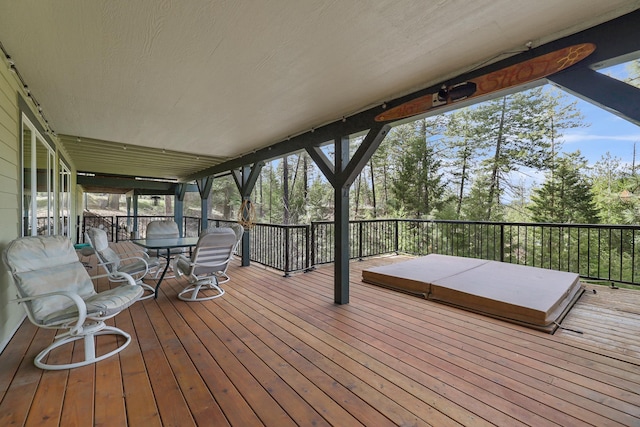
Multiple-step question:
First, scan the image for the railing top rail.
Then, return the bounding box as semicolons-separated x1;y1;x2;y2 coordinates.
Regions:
310;218;640;230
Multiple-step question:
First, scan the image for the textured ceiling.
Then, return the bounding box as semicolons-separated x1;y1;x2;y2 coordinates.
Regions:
1;0;639;180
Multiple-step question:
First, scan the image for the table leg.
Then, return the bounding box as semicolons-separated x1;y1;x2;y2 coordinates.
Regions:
154;248;171;299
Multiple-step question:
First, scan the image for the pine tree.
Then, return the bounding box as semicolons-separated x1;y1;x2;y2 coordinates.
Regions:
466;87;584;220
589;152;628;224
390;119;446;218
444;109;488;217
528;151;599;223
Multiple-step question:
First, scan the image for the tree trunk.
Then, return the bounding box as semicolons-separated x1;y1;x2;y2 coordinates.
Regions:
453;125;471;218
165;195;172;215
303;155;309;219
107;194;120;210
369;160;377;218
487;97;507;220
223;183;231;219
283;155;290;224
456;146;468;217
382;162;389;216
258;173;264;218
268;165;273;223
354;173;362;218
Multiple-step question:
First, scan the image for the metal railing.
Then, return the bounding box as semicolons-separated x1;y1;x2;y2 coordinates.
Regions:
404;220;640;285
78;215;640;286
81;215;200;242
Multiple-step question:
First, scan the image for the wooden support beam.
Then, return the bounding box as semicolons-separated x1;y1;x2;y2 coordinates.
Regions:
232;163;264;266
308;127;390;304
341;124;390;187
196;178;213;232
306;145;336;186
549;68;640;126
334;136;351;304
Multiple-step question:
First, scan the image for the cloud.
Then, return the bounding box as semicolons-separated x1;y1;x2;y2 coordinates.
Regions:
563;132;640;144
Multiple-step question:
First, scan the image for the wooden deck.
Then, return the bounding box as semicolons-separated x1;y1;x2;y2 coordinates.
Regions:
1;244;639;426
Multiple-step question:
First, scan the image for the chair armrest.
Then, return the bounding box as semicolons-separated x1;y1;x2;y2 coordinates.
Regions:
15;291;88;335
119;255;150;264
173;254;190;263
119;249;150;259
119;255;151;271
171;254;191;278
90;271;138;287
107;271;138;287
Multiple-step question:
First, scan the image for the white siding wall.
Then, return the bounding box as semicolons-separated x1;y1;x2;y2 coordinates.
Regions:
0;57;25;351
0;58;78;352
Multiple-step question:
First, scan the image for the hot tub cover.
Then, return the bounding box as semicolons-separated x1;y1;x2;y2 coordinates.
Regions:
362;254;583;332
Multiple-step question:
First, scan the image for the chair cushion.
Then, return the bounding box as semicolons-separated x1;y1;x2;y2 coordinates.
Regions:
118;258;160;276
86;228;122;272
4;236;97;322
41;285;143;325
5;235;80;273
97;246;122;272
146;220;180;239
146;221;184;257
205;227;236;237
86;227;110;251
15;262;98;322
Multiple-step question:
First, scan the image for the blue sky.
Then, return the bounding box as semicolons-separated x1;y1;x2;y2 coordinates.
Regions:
562;97;640;167
514;89;640;191
561;62;640;168
508;61;639;193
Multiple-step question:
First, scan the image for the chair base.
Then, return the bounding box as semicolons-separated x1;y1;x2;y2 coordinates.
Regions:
153;262;177;280
35;323;131;370
138;281;157;300
178;278;225;302
215;273;230;284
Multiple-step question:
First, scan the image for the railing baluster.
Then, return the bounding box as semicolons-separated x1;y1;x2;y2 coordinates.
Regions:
82;214;639;287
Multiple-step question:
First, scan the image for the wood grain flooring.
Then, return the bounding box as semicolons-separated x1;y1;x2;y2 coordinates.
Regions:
0;245;638;426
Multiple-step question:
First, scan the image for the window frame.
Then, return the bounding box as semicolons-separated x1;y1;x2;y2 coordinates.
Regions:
20;100;60;237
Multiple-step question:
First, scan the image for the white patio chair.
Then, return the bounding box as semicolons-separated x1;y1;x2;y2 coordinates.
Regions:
85;227;158;300
172;228;237;301
145;220;183;278
206;224;244;282
228;222;244;254
3;235;143;370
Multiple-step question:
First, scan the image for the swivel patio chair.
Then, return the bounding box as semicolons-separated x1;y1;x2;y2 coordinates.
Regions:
3;235;143;370
172;227;237;301
205;224;244;284
85;227;158;300
228;222;244;254
145;220;184;277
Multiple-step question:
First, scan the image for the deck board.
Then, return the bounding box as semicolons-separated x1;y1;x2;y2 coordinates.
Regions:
1;245;639;426
257;264;631;426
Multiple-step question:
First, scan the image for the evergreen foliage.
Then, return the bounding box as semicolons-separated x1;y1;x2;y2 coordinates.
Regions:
185;85;636;228
528;151;599;223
